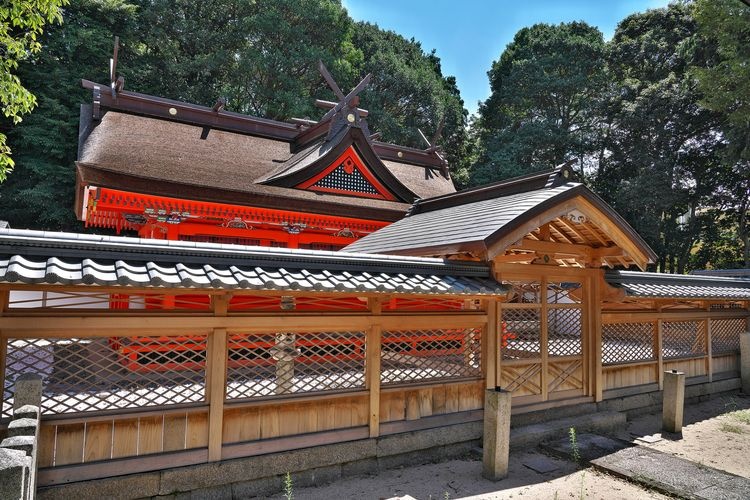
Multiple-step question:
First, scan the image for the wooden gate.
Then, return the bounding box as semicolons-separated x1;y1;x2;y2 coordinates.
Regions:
498;273;589;405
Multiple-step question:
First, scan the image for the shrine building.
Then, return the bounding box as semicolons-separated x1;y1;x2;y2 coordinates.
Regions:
0;64;748;498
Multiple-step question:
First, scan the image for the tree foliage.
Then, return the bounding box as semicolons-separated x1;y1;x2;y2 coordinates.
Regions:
0;0;68;180
0;0;137;229
471;22;608;185
471;3;749;271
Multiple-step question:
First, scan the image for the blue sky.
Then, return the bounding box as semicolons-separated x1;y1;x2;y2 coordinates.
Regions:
343;0;671;115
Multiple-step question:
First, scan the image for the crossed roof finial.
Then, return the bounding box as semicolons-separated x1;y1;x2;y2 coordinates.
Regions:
316;61;371;122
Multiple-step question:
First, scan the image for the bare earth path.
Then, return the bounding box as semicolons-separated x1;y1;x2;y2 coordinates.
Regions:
286;394;750;500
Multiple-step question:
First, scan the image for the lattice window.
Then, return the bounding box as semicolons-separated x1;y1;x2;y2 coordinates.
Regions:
501;308;541;359
547;282;582;304
313;164;379;195
7;291;211;311
602;322;655;364
380;329;482;385
228;295;369;312
383;297;471;312
547;307;582;356
2;335;206;419
710;303;745;310
663;321;706;359
504;281;542;304
711;318;746;355
225;331;366;400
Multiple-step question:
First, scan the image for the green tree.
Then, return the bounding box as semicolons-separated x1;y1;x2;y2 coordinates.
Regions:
0;0;68;180
691;0;750;267
471;22;608;185
0;0;138;229
351;22;469;183
598;3;726;273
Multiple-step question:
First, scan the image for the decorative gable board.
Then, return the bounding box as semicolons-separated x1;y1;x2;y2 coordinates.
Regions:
296;147;397;201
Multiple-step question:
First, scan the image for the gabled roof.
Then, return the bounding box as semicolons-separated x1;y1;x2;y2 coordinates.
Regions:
0;229;505;296
76;80;455;220
259;125;419;203
344;165;657;269
605;270;750;300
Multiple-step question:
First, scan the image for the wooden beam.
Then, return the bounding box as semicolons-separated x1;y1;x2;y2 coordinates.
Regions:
510;239;592;257
492;253;536;264
206;328;227;462
0;314;487;337
539;223;551;241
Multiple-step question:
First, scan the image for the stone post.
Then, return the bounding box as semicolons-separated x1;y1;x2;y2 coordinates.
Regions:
270;334;300;395
482;388;511;481
740;332;750;394
662;370;685;434
13;374;43;412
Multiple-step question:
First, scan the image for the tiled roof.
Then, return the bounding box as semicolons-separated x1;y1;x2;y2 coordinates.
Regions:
605;271;750;300
0;229;505;296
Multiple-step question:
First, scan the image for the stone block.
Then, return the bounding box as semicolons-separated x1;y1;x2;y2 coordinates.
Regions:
376;421;481;457
1;435;36;456
0;447;30;500
37;472;161;500
230;476;282;499
291;464;342;488
7;418;38;438
158;439;375;495
340;457;378;476
12;374;43;411
12;405;40;421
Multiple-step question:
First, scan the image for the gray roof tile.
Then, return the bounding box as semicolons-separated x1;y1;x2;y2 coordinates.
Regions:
0;229;506;296
605;271;750;300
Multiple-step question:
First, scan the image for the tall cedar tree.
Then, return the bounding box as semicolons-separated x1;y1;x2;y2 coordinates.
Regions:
471;22;608;185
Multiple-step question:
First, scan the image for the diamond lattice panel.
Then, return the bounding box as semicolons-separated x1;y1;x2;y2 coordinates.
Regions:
2;336;206;418
663;321;706;359
711;318;746;355
380;329;482;385
547;308;582;357
225;331;366;400
502;308;541;359
313;164;379;195
602;322;655;364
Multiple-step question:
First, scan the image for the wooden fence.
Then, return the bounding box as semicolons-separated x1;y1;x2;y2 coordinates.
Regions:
0;292;489;486
601;309;747;396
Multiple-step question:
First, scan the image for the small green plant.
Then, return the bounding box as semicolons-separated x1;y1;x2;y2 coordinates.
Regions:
569;427;581;464
283;471;294;500
444;492;450;500
720;422;745;434
732;409;750;425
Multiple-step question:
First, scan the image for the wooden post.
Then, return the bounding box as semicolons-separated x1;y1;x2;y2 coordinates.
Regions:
540;278;549;401
590;273;603;401
486;301;498;389
207;328;227;462
657;319;664;389
706;318;713;383
367;298;382;438
367;325;382;438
